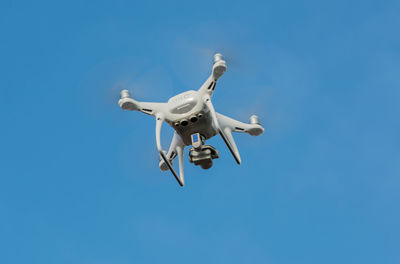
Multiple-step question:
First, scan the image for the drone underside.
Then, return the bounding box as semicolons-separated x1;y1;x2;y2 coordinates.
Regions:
118;53;264;186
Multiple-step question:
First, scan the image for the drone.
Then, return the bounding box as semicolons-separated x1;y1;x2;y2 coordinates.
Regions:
118;53;264;186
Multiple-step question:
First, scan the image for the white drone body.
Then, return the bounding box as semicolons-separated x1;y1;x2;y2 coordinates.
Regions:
118;53;264;186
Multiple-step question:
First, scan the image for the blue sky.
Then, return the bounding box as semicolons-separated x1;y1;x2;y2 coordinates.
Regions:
1;0;399;263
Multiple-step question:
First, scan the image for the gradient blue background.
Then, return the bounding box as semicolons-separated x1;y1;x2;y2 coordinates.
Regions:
1;0;399;263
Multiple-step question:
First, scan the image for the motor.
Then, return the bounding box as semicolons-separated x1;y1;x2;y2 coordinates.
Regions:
212;53;226;79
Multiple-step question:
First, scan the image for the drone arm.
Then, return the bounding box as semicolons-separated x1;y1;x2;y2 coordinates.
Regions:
198;75;216;96
204;96;241;164
216;113;264;136
119;90;168;117
136;101;168;116
155;115;185;187
198;54;226;96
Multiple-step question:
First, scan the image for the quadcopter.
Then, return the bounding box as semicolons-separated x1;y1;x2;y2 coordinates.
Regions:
118;53;264;186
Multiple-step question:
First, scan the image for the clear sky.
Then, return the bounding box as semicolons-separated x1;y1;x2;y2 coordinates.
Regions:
1;0;399;263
